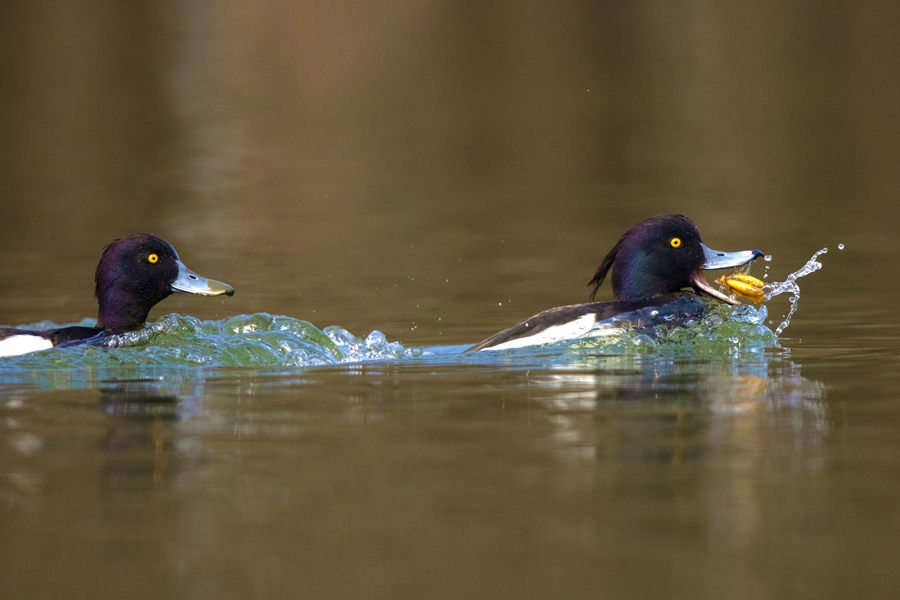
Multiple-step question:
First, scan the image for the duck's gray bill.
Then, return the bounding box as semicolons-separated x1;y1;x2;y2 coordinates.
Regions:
171;260;235;296
701;245;764;270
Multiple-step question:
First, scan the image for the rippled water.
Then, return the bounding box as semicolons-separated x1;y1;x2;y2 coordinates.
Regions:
4;288;899;599
0;299;775;371
2;247;895;600
0;301;842;599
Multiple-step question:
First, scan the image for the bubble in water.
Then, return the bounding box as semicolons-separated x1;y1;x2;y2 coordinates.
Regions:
838;243;844;250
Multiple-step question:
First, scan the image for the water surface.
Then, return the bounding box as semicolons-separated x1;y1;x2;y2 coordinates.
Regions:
2;1;900;598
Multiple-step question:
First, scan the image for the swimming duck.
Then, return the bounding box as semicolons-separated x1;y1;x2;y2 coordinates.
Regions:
468;214;763;351
0;233;234;357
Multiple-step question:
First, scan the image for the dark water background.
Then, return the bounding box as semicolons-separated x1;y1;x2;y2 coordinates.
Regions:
2;2;900;598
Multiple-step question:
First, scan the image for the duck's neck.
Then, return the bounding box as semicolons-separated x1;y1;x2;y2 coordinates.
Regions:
96;289;156;330
611;251;689;302
612;264;671;302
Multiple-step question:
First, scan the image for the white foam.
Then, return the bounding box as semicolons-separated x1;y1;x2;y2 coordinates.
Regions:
481;314;597;351
0;335;53;357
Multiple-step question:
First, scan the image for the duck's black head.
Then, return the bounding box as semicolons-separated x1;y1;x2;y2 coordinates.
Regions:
95;233;234;330
588;214;763;304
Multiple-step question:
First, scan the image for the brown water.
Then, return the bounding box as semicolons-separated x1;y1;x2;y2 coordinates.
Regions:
2;1;900;598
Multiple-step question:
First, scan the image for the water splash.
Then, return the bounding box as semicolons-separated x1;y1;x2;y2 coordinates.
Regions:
0;313;422;370
2;301;783;372
761;247;828;335
564;298;776;358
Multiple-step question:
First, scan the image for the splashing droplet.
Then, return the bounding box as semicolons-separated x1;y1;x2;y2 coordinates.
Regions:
762;247;827;335
838;243;844;250
764;255;772;262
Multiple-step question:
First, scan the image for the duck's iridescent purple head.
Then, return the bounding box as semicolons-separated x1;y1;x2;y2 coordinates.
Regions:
95;233;233;329
588;214;763;304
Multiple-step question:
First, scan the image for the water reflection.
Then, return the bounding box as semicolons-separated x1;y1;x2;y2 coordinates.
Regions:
99;384;179;492
2;347;830;466
0;347;833;598
521;355;828;470
100;382;180;418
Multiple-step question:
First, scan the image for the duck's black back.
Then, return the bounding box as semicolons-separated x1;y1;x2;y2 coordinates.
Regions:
467;293;704;351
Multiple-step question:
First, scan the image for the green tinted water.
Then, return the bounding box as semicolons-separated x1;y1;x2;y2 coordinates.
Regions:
1;300;775;372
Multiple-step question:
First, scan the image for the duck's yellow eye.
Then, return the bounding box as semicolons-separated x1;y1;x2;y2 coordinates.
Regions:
670;238;682;248
148;254;159;264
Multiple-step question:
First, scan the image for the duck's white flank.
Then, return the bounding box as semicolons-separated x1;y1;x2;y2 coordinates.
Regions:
0;335;53;357
480;314;598;351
